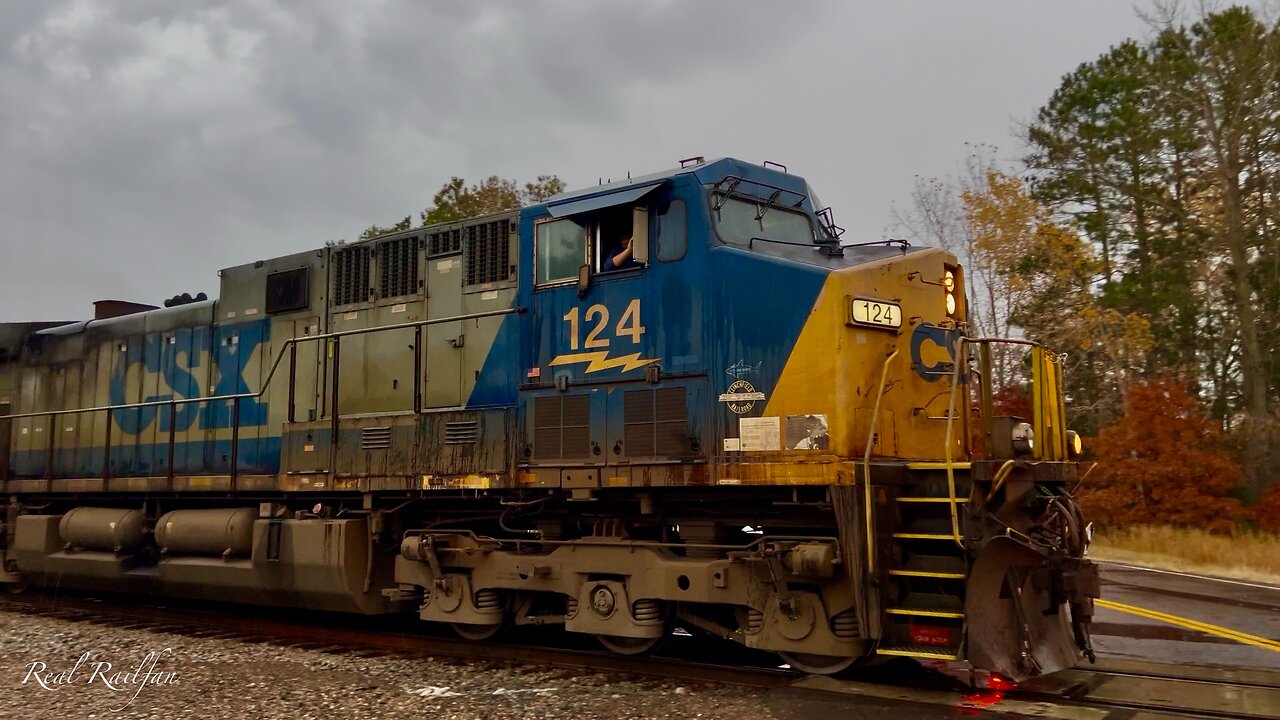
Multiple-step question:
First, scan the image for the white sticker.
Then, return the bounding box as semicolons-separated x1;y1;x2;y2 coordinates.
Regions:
244;308;259;316
785;414;830;450
438;259;454;273
717;478;742;485
391;303;407;313
34;426;42;433
226;311;236;318
739;417;781;451
20;427;28;435
481;290;499;301
344;311;358;321
65;426;74;432
303;444;315;452
723;437;741;452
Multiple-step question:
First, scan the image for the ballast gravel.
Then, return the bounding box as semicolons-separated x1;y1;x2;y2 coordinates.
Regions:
0;609;789;720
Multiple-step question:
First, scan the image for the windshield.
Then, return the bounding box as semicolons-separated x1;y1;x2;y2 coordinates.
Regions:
713;196;816;246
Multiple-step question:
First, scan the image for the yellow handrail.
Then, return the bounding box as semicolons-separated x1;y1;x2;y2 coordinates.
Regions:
942;337;965;549
862;348;899;574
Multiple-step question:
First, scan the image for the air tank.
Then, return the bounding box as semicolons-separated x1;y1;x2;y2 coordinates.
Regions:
155;508;256;557
58;507;146;552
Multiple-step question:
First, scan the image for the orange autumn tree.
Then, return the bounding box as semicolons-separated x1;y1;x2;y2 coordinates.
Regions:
1255;483;1280;533
1080;377;1245;532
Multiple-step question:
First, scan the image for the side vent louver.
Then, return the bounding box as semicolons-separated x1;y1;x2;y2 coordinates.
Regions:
623;387;691;459
332;246;372;306
378;235;419;299
428;228;462;257
361;427;392;450
532;395;590;461
465;219;511;286
444;420;479;445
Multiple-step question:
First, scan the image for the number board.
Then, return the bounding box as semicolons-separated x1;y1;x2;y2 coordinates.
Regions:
848;297;902;330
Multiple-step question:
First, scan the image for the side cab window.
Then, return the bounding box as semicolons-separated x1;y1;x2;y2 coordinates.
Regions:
654;199;687;262
535;217;588;286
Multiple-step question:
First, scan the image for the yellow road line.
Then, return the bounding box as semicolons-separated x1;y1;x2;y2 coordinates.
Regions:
1096;598;1280;653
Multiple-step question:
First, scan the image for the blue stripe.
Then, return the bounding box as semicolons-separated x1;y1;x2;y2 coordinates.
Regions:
9;436;281;478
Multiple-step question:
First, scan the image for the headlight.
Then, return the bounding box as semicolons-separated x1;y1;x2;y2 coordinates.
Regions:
1067;430;1083;457
1011;422;1034;455
943;265;959;318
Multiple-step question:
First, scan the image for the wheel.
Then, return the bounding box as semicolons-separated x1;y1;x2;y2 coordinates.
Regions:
4;581;30;595
596;633;666;655
778;652;861;675
451;622;504;641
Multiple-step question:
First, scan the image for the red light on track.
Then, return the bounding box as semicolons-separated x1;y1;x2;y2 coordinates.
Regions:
985;673;1017;691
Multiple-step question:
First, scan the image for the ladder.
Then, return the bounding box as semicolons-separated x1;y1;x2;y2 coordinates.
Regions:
875;461;970;660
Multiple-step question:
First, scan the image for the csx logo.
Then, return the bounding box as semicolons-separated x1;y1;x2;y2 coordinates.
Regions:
108;320;269;434
910;324;962;382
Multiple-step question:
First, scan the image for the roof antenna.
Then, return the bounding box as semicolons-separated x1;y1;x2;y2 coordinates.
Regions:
627;171;631;179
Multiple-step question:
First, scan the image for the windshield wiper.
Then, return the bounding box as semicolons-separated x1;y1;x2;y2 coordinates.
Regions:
754;189;782;222
748;236;845;257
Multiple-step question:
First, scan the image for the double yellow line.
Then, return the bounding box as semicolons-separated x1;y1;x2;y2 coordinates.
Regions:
1097;598;1280;653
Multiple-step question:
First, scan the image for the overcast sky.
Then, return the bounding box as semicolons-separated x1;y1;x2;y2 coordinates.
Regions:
0;1;1192;321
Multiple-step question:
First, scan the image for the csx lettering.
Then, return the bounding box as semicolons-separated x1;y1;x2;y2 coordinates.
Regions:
562;299;645;350
108;320;269;434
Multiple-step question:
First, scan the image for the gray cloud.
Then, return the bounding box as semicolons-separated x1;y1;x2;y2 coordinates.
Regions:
0;1;1186;321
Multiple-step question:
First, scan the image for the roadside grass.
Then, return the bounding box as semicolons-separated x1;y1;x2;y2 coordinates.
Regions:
1089;525;1280;586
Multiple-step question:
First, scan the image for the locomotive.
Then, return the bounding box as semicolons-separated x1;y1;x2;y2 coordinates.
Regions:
0;157;1098;679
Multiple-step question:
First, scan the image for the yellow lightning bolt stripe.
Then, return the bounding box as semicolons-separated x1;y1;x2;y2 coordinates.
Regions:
549;352;660;373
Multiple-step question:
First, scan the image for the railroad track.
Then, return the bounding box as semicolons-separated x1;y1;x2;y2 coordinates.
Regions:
4;590;1278;719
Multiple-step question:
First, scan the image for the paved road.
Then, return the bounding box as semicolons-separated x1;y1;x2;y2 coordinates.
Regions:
1091;562;1280;671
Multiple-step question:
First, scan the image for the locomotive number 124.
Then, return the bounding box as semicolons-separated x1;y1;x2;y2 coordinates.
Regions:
563;299;646;349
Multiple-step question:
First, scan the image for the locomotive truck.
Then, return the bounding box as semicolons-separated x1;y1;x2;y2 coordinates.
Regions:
0;157;1098;679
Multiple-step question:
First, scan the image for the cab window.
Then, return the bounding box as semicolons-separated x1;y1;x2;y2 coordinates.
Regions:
713;196;815;246
535;217;587;285
597;205;640;273
655;199;687;261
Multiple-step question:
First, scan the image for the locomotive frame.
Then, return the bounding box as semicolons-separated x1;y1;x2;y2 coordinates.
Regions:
0;157;1098;679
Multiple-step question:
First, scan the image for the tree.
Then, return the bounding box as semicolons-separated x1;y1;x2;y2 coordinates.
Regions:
420;175;566;226
358;216;412;241
1155;9;1280;500
1256;481;1280;533
961;170;1152;432
1025;7;1280;498
1080;377;1245;533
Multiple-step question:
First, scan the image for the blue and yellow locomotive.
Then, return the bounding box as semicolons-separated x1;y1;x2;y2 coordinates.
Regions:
0;157;1098;679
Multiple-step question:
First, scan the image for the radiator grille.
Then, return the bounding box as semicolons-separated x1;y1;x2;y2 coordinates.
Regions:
378;235;419;298
361;426;392;450
444;420;479;445
428;228;462;257
623;387;690;459
332;246;371;306
532;394;590;461
465;219;511;286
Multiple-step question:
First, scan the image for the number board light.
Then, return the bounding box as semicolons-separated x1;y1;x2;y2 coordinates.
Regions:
848;297;902;330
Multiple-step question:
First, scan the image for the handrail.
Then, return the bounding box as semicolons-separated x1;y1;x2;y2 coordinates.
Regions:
943;337;965;549
862;348;899;575
0;306;523;422
940;334;1069;548
1;305;523;482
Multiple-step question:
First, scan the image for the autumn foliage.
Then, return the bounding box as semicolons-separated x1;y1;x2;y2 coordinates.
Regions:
1255;483;1280;533
1080;378;1245;532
